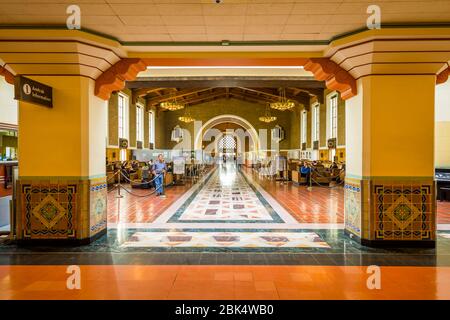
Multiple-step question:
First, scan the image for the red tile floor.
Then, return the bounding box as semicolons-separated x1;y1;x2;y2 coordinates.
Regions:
244;169;345;224
106;168;450;225
0;185;12;198
438;200;450;224
107;181;194;224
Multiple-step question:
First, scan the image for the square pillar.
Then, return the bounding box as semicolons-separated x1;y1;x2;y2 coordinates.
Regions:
15;76;108;244
345;75;436;247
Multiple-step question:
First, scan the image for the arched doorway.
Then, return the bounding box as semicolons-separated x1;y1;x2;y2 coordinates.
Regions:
194;114;259;165
217;133;237;164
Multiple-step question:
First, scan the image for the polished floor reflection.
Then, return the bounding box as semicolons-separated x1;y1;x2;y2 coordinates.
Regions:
2;265;450;300
105;163;450;251
116;164;333;249
107;165;450;227
1;164;449;269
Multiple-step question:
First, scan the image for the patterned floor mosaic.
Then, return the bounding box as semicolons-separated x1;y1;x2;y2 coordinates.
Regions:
118;164;331;249
121;231;330;248
170;166;283;223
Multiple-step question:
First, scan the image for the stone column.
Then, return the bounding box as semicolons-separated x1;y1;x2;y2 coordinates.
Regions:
327;30;450;247
345;75;436;246
0;32;120;244
15;76;108;243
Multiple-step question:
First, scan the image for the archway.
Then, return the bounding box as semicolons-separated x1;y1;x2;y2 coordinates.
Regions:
194;114;259;159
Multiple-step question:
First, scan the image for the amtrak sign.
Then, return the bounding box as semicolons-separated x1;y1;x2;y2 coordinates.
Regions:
14;76;53;108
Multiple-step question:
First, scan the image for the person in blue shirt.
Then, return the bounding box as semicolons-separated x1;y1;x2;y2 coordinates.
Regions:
300;162;311;185
152;154;167;197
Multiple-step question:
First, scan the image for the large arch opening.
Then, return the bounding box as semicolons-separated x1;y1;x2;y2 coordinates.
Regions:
194;114;259;165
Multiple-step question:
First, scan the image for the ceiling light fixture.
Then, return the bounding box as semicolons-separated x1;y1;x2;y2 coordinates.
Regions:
259;104;277;123
270;88;296;111
160;96;184;111
178;106;195;123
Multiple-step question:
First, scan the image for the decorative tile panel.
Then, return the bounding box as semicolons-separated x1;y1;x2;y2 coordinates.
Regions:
372;182;434;241
344;179;362;238
89;178;107;237
20;182;77;239
17;176;108;241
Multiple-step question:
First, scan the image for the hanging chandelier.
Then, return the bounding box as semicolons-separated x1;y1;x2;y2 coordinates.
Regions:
270;88;295;111
178;106;195;123
160;96;184;111
259;104;277;123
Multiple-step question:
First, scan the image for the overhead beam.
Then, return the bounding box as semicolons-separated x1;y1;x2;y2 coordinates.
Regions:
126;76;325;89
178;91;228;106
235;87;310;106
132;87;165;104
147;87;215;105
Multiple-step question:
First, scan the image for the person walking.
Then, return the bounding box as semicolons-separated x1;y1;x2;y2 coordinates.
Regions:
152;154;167;197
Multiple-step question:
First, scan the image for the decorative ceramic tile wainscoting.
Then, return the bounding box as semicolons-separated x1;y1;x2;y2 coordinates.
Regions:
15;176;107;242
344;176;436;246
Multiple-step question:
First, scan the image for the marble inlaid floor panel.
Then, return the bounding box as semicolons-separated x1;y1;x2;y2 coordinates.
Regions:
116;164;335;250
169;166;283;223
121;231;330;248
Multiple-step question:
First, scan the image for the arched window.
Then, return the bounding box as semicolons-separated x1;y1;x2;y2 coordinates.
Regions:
329;94;338;139
301;110;308;145
312;103;320;142
218;134;236;150
149;110;155;146
118;93;129;139
136;103;144;142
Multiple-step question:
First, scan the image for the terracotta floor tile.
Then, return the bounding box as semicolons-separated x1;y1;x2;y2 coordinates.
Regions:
1;265;450;300
104;167;450;226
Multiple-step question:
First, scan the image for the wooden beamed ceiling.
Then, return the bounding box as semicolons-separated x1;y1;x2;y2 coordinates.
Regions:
135;87;323;110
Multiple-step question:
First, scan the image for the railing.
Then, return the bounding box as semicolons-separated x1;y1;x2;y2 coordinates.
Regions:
107;163;211;198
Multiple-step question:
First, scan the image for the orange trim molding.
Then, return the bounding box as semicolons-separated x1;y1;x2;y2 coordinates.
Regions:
0;66;15;85
304;58;357;100
94;57;357;101
95;58;147;100
437;67;450;85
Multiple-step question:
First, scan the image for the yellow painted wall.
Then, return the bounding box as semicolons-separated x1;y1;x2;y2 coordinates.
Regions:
362;75;435;177
106;148;120;162
155;108;166;149
19;76;106;178
319;149;329;161
289;106;301;149
336;148;346;162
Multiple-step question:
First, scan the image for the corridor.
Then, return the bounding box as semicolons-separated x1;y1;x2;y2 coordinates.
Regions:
113;163;332;249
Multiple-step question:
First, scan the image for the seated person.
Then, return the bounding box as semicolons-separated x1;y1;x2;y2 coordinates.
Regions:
300;162;311;184
130;160;139;172
140;163;151;189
